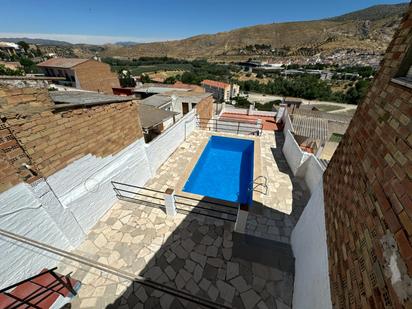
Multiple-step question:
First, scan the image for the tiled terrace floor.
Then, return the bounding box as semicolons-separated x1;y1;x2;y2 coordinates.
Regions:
58;130;309;308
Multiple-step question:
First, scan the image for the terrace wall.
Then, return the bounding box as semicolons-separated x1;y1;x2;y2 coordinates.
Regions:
283;104;331;308
0;85;209;287
323;6;412;307
291;182;332;309
0;86;152;287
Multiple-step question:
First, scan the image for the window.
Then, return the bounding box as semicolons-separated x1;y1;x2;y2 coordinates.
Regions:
392;44;412;89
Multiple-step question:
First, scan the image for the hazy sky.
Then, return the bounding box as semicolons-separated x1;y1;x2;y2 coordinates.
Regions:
0;0;406;44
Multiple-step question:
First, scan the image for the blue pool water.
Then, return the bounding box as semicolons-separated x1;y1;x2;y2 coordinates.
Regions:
183;136;254;204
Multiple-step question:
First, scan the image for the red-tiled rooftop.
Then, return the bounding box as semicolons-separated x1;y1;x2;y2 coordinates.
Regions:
201;79;230;89
220;112;278;131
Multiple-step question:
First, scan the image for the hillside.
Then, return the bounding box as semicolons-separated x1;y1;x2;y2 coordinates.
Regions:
0;37;72;46
97;3;408;61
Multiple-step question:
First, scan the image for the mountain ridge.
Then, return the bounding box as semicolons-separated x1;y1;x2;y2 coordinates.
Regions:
98;2;409;60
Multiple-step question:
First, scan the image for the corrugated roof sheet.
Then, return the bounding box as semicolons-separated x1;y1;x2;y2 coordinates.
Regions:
37;58;90;68
291;114;328;141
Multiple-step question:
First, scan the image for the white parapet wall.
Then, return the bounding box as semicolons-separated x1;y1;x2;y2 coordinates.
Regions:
145;110;197;175
0;112;200;287
282;104;332;307
282;129;310;176
46;138;152;232
0;183;72;288
291;182;332;309
281;107;325;194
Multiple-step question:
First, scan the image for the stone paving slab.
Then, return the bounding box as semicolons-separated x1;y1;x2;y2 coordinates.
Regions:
58;129;308;308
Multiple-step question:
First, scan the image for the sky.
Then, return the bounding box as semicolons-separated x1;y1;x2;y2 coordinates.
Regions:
0;0;406;44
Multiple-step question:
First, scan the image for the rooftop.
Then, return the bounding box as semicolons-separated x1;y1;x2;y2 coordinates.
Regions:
37;58;90;68
134;85;190;94
201;80;230;89
139;104;178;129
50;91;132;106
140;94;172;108
291;114;329;141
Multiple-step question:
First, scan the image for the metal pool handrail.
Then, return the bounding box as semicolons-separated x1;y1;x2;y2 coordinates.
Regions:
248;175;268;195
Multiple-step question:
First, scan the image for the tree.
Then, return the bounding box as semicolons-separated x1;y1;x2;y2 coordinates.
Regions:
164;76;177;84
140;74;151;83
17;41;30;52
19;57;37;73
118;69;136;87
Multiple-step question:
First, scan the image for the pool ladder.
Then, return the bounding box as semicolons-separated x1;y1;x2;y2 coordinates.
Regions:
248;176;268;195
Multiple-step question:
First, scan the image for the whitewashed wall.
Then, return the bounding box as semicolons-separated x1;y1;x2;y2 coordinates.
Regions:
295;155;325;194
0;183;71;288
0;137;153;287
0;111;201;288
282;108;325;194
291;182;332;309
47;138;152;232
145;110;196;175
282;129;310;175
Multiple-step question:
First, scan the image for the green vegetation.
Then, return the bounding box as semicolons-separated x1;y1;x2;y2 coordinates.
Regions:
232;96;275;111
335;66;375;78
329;133;344;143
235;76;370;104
103;57;238;85
118;69;136;87
0;64;24;76
0;40;42;74
103;56;371;105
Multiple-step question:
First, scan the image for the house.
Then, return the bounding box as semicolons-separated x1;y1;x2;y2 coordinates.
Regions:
0;42;19;56
141;91;214;121
201;79;239;102
37;58;120;94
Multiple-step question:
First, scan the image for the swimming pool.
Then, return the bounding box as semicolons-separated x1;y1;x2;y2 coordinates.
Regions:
183;136;254;205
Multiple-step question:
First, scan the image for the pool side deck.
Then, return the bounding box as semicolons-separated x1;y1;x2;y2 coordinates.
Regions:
57;129;309;308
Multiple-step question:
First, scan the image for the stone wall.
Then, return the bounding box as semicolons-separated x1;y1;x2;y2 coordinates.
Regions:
323;5;412;308
74;60;120;94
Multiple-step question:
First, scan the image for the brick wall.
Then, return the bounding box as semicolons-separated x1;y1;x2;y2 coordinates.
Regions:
323;5;412;308
0;123;37;192
196;95;214;128
0;87;53;112
74;60;120;94
0;87;143;191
